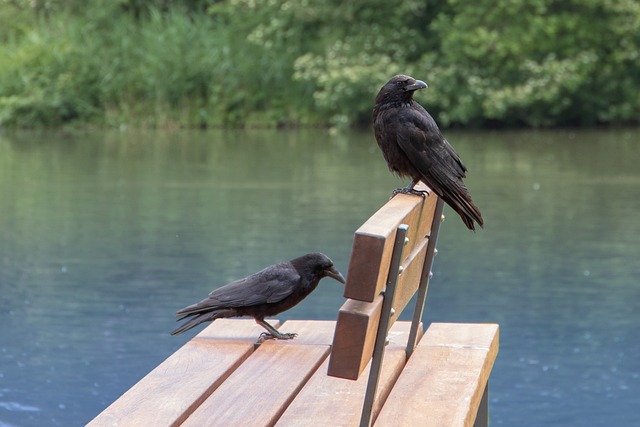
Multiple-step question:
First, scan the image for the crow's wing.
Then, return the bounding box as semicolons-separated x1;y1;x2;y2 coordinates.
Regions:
395;105;483;230
176;263;301;317
395;105;467;185
209;263;301;306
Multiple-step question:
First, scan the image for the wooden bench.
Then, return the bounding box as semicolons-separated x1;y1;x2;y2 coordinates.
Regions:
89;186;499;427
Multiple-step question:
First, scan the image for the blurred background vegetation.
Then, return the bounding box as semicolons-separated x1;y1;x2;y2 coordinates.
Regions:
0;0;638;129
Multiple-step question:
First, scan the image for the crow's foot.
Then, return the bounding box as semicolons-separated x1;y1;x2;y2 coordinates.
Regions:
258;331;298;343
256;319;298;342
391;185;428;199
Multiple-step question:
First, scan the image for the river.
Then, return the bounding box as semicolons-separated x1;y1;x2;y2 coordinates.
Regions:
0;128;638;426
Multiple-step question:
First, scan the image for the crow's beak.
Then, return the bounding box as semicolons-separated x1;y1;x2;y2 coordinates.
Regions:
326;266;346;284
406;80;428;91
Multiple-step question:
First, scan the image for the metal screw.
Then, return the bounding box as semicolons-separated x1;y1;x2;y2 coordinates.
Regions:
390;308;396;316
404;237;410;246
385;337;390;345
398;266;404;274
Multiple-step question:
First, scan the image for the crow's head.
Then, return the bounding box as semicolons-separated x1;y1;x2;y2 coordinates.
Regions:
375;74;428;105
292;252;346;284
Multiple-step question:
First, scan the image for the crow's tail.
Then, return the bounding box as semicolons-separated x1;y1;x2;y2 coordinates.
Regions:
170;308;236;336
440;184;484;231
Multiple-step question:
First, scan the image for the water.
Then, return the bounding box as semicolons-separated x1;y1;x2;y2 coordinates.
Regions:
0;128;638;426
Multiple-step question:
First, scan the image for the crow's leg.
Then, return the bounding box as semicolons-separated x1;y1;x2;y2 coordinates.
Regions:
391;178;428;198
256;319;297;341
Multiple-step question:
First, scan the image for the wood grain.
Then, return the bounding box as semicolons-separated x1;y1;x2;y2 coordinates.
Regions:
87;319;279;427
374;323;499;427
276;321;423;427
344;188;437;302
181;320;335;427
391;236;429;318
327;296;383;380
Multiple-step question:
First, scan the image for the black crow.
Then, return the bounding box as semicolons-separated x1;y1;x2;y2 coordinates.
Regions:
171;252;345;339
373;74;484;230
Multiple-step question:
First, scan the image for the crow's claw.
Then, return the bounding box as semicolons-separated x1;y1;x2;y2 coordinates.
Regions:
391;186;428;199
258;331;298;342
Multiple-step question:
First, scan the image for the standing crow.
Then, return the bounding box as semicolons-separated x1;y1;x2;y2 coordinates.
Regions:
171;252;345;339
373;74;484;230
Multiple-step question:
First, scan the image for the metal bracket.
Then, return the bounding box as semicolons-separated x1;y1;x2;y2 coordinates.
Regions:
360;224;408;427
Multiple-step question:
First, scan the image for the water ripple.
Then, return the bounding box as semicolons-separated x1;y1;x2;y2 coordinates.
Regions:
0;402;41;412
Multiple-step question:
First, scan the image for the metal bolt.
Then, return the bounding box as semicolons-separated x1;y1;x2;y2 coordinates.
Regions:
404;237;410;246
429;271;433;279
434;248;438;255
385;337;390;345
441;214;445;221
390;308;396;316
398;266;404;274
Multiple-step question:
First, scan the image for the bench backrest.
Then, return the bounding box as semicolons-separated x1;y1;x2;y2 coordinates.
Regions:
328;183;444;380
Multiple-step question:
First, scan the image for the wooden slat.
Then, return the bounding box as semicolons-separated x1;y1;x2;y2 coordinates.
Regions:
272;320;337;345
419;322;499;349
392;236;429;317
275;321;423;427
344;194;421;303
87;319;279;427
412;183;439;250
327;296;383;380
344;185;437;302
374;323;499;427
192;318;279;340
180;320;335;427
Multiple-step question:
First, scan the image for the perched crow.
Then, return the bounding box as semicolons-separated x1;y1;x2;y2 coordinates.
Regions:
171;252;345;339
373;74;484;230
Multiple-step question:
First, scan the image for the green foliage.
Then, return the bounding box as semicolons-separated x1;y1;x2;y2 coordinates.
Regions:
0;0;638;128
422;0;640;127
0;18;102;126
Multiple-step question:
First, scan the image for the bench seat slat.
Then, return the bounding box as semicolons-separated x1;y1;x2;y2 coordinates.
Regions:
181;320;335;427
374;323;499;427
87;319;277;427
276;321;422;427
